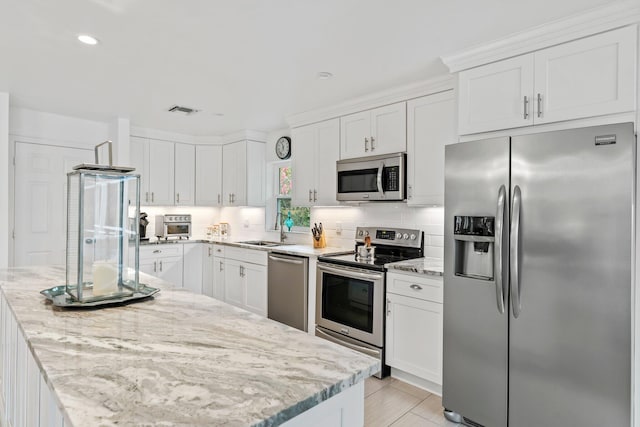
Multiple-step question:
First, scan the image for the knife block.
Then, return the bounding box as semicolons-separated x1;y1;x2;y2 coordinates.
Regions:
313;232;326;249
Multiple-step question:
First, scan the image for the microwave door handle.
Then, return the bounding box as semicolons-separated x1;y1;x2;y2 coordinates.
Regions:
376;162;384;194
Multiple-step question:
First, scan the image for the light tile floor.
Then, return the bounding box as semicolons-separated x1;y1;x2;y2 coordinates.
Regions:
364;377;459;427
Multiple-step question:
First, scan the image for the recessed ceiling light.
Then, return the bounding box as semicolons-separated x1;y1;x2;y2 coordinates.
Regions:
77;34;99;45
317;71;333;80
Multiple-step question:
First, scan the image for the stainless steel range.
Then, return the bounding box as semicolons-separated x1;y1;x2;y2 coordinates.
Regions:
316;226;423;378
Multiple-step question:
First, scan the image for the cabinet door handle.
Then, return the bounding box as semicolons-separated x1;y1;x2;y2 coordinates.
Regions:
523;96;529;119
151;192;155;203
364;137;369;152
159;260;163;272
409;284;423;290
145;192;149;202
153;261;157;273
218;194;221;204
219;261;223;272
370;136;375;150
232;193;235;203
176;193;180;203
309;190;312;202
208;247;212;256
537;93;542;118
239;265;244;277
387;299;391;316
313;190;317;202
408;184;412;199
228;194;231;203
153;249;161;254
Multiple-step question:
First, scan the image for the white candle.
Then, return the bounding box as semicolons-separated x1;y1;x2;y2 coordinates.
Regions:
92;261;118;296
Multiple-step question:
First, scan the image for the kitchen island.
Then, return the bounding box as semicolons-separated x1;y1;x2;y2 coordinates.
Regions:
0;266;379;426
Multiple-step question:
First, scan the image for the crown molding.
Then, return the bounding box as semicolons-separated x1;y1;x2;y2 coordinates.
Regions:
218;129;267;145
286;74;454;129
441;0;640;73
130;126;221;145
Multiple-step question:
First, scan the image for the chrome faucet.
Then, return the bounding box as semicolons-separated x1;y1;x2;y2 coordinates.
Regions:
274;211;287;243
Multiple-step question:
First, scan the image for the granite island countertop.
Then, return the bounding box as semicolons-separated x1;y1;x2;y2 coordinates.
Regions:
0;266;379;426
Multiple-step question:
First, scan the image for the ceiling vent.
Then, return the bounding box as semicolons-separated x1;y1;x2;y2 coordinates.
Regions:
167;105;200;115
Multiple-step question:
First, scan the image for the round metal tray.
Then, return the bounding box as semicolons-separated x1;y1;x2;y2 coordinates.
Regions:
40;284;160;308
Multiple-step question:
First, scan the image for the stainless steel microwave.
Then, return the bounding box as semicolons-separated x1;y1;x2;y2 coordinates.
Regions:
336;152;406;201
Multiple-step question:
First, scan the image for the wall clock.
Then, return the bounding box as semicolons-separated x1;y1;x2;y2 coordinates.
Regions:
275;136;291;160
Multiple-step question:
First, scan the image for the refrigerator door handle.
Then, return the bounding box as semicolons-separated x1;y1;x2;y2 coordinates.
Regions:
510;185;522;318
494;185;506;314
376;162;385;194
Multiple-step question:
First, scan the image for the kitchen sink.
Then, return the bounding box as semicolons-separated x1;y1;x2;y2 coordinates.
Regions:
237;240;287;247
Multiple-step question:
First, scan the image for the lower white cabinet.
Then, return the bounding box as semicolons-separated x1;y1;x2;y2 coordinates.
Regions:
183;243;204;294
1;293;65;427
223;247;268;316
386;272;443;385
139;245;184;288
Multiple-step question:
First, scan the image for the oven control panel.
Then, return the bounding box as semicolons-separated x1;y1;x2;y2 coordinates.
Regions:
355;227;422;248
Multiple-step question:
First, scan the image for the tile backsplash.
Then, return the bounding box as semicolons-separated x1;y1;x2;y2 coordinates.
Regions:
140;203;444;260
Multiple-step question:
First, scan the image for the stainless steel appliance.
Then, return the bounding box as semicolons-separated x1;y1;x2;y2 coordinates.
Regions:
443;123;634;427
317;227;423;378
267;253;309;332
336;152;406;201
155;214;191;240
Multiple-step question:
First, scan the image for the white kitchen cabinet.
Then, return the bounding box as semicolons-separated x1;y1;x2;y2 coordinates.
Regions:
224;258;244;308
533;25;637;125
148;140;175;205
222;140;266;206
174;143;195;206
407;91;456;206
139;245;184;287
244;262;268;317
130;136;151;204
195;145;223;206
386;272;443;385
183;243;203;294
458;25;637;135
202;244;214;297
222;247;268;316
340;102;406;159
291;118;340;207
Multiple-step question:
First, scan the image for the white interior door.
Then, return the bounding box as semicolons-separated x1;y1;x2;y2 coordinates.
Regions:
14;142;92;266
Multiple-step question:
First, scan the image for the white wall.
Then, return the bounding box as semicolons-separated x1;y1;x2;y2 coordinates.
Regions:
0;93;9;268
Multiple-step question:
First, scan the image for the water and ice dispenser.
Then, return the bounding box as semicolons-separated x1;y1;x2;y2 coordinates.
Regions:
453;216;495;280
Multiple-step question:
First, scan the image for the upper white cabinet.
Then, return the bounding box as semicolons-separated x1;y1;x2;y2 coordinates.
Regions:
195;145;223;206
291;118;340;207
407;91;456;206
458;55;534;135
174;144;195;206
130;137;195;206
148;140;175;205
533;26;637;125
222;140;265;206
340;102;406;159
458;25;637;135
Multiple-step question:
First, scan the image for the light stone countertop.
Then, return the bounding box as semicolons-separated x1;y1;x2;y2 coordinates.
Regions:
0;266;379;426
141;238;353;258
385;257;444;277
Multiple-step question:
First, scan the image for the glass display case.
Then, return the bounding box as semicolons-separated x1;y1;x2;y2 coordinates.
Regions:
65;165;141;303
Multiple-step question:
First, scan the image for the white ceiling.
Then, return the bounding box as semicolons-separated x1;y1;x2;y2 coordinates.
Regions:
0;0;620;136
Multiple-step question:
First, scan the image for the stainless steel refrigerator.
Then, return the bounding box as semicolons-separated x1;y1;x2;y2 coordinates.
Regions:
442;123;634;427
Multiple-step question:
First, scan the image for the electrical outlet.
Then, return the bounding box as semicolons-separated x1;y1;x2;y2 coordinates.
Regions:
336;222;342;234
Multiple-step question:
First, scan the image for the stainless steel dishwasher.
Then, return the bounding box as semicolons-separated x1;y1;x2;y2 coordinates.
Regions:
267;253;308;332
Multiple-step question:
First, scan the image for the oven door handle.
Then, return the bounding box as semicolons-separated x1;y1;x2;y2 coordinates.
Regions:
315;328;381;359
376;162;384;194
318;264;384;281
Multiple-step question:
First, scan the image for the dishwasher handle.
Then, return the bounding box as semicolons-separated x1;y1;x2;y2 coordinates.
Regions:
268;255;304;265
